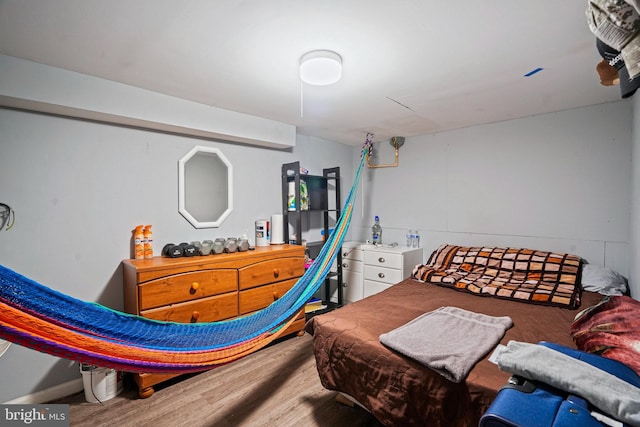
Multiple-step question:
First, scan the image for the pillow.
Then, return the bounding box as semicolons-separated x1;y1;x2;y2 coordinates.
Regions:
581;264;628;296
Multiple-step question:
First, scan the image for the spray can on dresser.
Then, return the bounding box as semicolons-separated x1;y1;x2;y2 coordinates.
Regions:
143;225;153;259
134;225;144;259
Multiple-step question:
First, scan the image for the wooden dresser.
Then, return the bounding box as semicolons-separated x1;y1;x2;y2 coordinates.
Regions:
122;244;306;398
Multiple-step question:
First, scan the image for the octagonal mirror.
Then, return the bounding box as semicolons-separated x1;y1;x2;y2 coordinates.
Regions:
178;146;233;228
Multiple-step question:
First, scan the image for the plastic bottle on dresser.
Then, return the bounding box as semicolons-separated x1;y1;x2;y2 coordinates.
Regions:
134;225;144;260
406;229;420;247
143;225;153;259
372;216;382;245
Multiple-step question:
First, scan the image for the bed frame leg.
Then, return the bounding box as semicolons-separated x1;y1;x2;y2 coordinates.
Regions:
335;393;355;407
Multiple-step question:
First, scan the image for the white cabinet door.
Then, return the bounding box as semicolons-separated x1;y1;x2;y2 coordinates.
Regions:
343;269;363;303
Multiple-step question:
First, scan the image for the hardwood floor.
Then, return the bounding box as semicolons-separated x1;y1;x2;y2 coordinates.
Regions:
51;333;384;427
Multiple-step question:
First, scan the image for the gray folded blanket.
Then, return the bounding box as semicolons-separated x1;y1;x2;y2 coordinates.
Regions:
379;306;513;382
495;340;640;427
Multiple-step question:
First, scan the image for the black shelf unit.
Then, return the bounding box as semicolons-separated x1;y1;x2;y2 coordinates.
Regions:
281;161;342;311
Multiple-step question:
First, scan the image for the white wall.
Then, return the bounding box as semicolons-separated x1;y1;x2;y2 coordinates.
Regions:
0;107;354;402
350;101;633;278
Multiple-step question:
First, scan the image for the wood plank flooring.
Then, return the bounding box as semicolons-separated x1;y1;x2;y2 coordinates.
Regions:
51;333;384;427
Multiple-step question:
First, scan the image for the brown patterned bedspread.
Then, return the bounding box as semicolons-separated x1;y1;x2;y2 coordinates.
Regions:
412;244;583;309
305;278;603;427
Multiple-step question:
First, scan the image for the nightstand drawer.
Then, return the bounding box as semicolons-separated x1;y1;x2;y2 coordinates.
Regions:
238;278;298;314
364;265;403;284
139;269;237;310
239;257;305;290
363;251;403;269
141;292;238;323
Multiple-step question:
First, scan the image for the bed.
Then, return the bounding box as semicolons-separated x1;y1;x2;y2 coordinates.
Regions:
304;244;611;427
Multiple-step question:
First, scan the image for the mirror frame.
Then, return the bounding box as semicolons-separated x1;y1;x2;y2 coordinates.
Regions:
178;145;233;228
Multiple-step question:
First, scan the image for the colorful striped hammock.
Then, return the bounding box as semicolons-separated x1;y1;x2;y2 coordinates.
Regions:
0;145;370;374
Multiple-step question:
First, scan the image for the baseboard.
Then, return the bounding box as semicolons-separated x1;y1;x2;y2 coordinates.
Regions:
3;378;83;404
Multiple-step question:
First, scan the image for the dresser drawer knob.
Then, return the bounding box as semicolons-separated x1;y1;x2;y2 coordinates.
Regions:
342;262;349;268
191;311;200;322
378;272;385;279
273;268;280;278
344;282;349;288
378;257;385;263
190;282;200;292
273;291;280;301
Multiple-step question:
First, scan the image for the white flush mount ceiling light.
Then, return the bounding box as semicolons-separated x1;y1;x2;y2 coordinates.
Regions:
299;50;342;85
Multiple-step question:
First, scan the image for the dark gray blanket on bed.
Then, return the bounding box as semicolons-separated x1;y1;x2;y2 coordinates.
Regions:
379;306;513;382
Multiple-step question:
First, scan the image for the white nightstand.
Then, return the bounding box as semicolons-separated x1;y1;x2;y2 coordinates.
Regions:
361;244;423;298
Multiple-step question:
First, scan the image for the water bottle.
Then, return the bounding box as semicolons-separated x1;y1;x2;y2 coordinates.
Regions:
371;216;382;245
406;229;420;248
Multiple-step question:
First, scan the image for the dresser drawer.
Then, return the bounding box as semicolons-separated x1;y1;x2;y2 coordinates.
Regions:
138;269;237;310
342;247;363;262
364;265;403;284
238;257;305;290
341;258;362;273
363;251;404;269
140;292;238;323
238;278;298;314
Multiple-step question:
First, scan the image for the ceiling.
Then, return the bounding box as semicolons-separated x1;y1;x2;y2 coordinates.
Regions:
0;1;621;146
